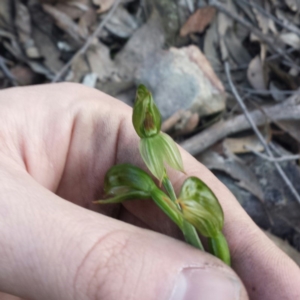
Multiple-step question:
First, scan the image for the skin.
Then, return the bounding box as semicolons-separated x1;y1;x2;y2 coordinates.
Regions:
0;83;299;300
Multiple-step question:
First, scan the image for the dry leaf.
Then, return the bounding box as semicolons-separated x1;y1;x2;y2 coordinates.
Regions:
15;0;40;58
279;32;300;50
223;136;264;154
217;0;237;61
224;28;251;65
32;27;64;73
247;55;267;90
203;18;221;69
93;0;115;13
55;3;86;20
174;111;199;135
284;0;300;11
69;54;89;82
104;6;139;38
180;6;216;36
86;41;117;81
78;8;97;34
199;150;264;202
252;8;269;34
42;4;87;42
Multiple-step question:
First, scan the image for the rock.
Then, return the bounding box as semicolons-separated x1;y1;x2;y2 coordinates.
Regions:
136;45;226;120
115;10;165;81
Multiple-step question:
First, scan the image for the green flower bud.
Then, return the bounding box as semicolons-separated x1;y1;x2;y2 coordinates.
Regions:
132;85;161;138
94;164;157;204
178;177;224;238
94;164;182;228
140;132;184;182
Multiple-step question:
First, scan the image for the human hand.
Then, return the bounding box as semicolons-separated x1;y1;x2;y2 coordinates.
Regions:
0;83;298;300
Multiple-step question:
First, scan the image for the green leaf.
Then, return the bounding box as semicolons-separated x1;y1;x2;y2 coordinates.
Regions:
132;85;161;138
140;133;184;182
104;163;157;196
178;177;224;238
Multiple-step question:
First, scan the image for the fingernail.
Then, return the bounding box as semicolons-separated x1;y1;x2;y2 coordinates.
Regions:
170;267;241;300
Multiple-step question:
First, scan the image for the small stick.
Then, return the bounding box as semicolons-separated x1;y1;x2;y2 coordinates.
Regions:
238;87;295;96
224;61;300;205
180;93;300;155
52;0;121;83
246;148;300;162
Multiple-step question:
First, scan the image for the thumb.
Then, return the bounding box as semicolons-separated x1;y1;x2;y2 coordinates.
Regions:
0;163;248;300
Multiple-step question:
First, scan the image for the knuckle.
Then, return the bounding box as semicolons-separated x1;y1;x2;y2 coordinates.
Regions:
73;229;141;300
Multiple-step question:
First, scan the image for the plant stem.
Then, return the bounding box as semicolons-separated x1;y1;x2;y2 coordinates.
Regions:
208;232;231;266
162;174;204;251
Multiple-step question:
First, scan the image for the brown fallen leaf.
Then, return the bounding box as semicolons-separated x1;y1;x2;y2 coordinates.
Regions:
93;0;115;13
42;4;87;43
86;41;116;81
180;6;216;36
78;8;97;35
247;55;268;90
223;135;264;154
174;111;199;135
32;27;64;73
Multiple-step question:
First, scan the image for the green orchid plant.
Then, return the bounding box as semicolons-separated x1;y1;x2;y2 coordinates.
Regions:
94;85;230;266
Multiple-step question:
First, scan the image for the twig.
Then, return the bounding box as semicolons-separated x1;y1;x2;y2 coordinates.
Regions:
208;0;298;70
224;61;300;205
267;48;296;61
52;0;121;83
247;148;300;162
180;92;300;154
0;56;18;86
239;0;300;37
238;87;295;96
161;110;184;132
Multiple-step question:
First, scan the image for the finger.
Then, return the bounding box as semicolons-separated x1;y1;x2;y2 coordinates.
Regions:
0;159;247;300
